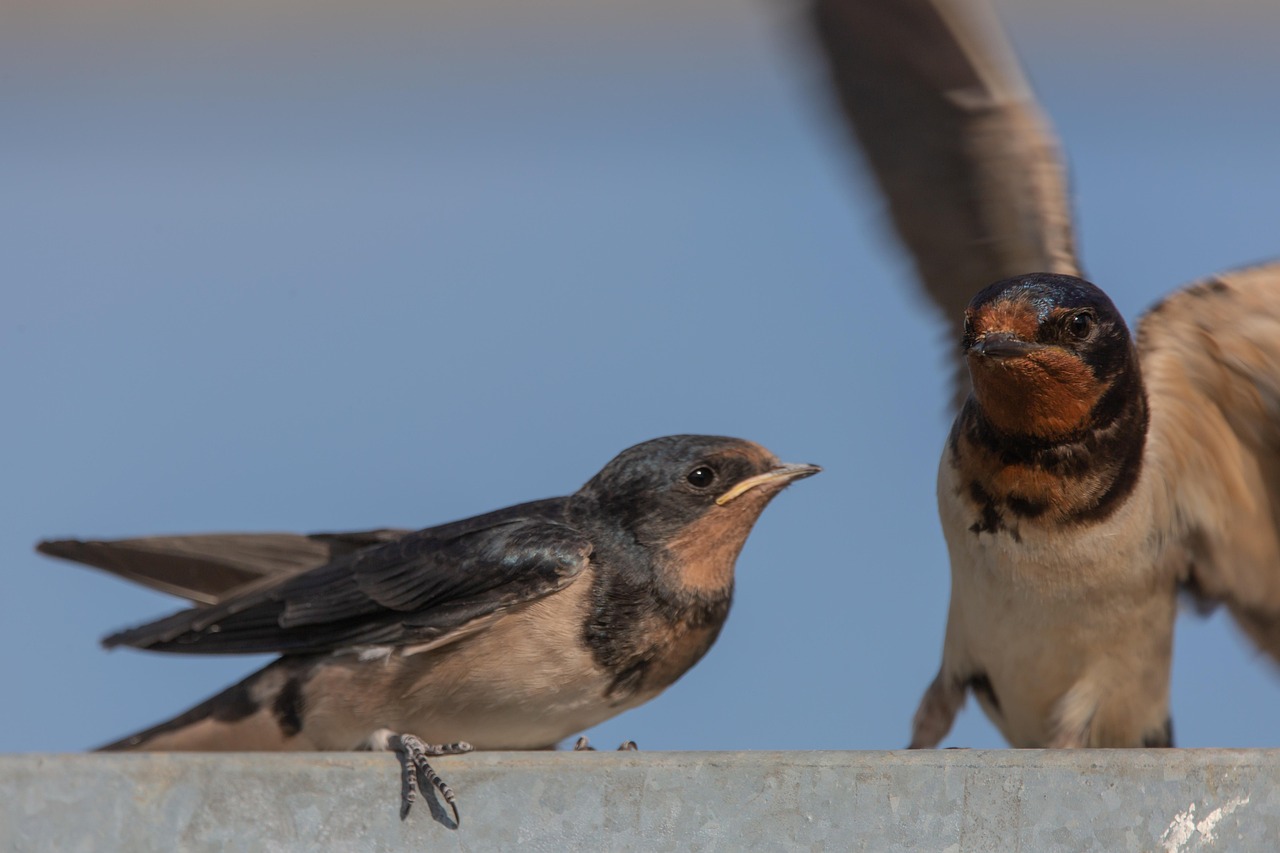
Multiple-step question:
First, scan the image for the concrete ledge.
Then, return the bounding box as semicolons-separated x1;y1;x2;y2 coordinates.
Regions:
2;750;1275;851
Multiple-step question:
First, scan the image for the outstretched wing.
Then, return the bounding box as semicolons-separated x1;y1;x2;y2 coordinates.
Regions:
807;0;1080;406
37;529;409;605
1139;262;1280;661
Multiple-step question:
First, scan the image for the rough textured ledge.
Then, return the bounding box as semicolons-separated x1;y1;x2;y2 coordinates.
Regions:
2;750;1275;851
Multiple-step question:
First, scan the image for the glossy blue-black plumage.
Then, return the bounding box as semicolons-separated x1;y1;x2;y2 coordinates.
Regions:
101;435;782;657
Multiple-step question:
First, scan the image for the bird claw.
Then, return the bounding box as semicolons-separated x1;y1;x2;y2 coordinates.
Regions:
572;736;638;751
379;732;472;825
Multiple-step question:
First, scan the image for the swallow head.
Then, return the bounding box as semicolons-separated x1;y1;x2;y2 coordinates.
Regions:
961;273;1138;440
577;435;820;594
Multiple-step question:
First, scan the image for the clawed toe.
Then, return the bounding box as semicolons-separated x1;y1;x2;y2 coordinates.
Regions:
572;736;638;752
370;730;472;826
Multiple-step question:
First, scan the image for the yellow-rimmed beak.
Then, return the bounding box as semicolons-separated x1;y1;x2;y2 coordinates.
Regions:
715;462;822;506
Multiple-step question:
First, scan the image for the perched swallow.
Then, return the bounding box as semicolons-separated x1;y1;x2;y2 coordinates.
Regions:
39;435;819;821
807;0;1280;746
915;269;1280;748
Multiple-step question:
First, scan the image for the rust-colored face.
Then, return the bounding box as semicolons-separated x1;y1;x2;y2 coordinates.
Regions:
962;274;1134;440
965;301;1104;438
664;454;822;596
578;435;820;596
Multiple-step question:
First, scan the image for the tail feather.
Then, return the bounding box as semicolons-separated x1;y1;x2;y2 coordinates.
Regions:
99;660;316;752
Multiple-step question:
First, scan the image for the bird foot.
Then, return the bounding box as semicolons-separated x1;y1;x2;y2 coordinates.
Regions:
367;729;472;825
573;736;639;751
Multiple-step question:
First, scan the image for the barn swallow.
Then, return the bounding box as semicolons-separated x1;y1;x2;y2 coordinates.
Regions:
915;269;1280;748
38;435;819;822
806;0;1280;747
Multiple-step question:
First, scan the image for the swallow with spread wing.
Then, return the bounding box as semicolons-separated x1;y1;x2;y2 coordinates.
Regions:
808;0;1280;747
918;269;1280;748
40;435;819;822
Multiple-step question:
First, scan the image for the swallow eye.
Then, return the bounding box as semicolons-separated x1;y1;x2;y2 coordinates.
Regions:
1067;311;1094;339
686;466;717;488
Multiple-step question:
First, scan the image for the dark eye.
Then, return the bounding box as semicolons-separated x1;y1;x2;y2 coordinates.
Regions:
1067;311;1094;339
686;466;717;488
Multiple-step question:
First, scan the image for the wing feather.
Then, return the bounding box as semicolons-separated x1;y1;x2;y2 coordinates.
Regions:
100;507;593;656
35;531;407;605
1139;262;1280;660
807;0;1080;406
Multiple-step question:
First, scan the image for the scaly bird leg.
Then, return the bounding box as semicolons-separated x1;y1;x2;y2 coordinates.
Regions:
365;729;472;825
909;672;966;749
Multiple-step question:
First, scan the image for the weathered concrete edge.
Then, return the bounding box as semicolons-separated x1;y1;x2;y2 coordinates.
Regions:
2;750;1277;852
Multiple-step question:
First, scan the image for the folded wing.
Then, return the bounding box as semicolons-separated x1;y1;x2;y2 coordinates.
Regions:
100;503;593;656
1139;262;1280;661
38;529;410;605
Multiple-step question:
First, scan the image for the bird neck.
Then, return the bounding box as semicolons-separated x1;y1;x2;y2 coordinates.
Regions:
581;535;734;701
948;365;1149;531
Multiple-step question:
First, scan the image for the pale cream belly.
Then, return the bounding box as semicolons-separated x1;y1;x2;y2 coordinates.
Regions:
951;538;1176;747
297;580;651;750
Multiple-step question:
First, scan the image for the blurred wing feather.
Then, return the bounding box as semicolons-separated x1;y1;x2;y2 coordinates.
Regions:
1139;262;1280;661
808;0;1080;406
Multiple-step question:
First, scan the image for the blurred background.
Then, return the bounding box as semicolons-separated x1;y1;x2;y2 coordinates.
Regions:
3;0;1278;753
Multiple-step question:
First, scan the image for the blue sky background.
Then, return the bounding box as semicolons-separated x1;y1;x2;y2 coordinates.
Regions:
3;0;1278;753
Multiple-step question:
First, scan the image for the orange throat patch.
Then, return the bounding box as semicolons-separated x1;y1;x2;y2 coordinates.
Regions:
662;499;769;596
968;347;1106;440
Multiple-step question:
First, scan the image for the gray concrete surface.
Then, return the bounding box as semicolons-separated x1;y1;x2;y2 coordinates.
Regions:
1;750;1274;851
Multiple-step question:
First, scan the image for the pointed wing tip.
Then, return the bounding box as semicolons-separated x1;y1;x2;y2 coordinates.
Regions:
100;623;141;650
36;538;86;559
100;625;171;652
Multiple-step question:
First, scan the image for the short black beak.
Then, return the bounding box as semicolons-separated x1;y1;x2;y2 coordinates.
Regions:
969;332;1039;359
